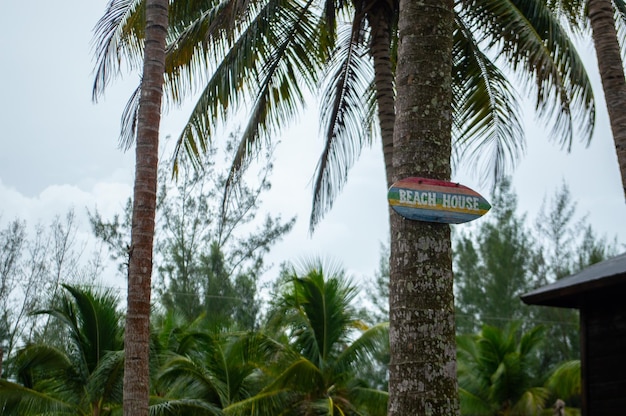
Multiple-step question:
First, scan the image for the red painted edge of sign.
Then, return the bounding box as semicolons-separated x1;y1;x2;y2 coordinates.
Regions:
387;177;491;224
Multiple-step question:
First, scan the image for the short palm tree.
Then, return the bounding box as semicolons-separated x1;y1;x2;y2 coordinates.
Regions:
149;312;280;415
457;323;550;415
223;260;389;416
0;284;124;416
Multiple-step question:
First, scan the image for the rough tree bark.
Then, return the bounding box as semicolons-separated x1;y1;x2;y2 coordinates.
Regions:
123;0;168;415
388;1;460;415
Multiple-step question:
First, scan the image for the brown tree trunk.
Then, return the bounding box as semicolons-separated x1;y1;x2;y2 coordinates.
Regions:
123;0;167;415
368;7;396;188
388;1;459;415
588;0;626;199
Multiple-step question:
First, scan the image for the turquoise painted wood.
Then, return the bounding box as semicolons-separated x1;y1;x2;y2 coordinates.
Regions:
388;177;491;224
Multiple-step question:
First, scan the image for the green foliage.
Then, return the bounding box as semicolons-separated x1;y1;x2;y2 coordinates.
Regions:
453;180;618;369
0;284;124;415
457;323;551;415
92;0;596;230
90;143;294;330
232;259;389;416
454;179;536;334
0;211;100;377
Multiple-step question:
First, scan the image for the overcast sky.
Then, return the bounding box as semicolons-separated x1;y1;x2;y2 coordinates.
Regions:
1;1;625;292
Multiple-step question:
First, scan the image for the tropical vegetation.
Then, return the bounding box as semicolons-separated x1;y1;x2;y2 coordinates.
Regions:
0;284;125;415
91;0;599;413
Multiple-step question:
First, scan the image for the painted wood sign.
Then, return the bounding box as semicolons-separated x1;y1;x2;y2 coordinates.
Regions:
388;177;491;224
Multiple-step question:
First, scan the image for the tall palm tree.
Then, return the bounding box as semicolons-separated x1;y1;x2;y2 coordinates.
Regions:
457;324;550;415
0;284;125;415
387;2;459;414
93;0;594;227
224;259;389;416
547;0;626;198
93;1;168;415
93;2;595;414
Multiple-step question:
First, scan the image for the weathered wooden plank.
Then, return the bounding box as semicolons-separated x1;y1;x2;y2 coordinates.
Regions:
388;177;491;224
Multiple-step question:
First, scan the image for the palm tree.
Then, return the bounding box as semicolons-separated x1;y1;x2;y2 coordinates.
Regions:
224;259;388;416
547;0;626;198
93;2;595;414
457;324;550;415
0;284;125;415
93;1;168;415
148;313;269;415
386;2;459;414
92;0;594;226
545;359;582;414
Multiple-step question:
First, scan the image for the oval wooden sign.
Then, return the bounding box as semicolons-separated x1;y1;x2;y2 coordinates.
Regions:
388;177;491;224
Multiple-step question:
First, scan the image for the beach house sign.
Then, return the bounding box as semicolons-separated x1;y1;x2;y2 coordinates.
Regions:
388;177;491;224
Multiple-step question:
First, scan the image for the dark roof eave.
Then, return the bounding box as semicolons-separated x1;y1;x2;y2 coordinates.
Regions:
521;253;626;308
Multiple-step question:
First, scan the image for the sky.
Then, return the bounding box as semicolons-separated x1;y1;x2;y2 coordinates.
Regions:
1;1;625;293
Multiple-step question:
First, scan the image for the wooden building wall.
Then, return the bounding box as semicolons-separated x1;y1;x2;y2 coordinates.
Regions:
581;302;626;415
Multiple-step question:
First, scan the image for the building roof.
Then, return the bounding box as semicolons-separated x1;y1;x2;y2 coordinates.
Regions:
521;252;626;308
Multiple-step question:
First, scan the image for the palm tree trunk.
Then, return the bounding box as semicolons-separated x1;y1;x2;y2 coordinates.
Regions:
588;0;626;199
123;0;168;415
368;8;395;188
388;1;459;415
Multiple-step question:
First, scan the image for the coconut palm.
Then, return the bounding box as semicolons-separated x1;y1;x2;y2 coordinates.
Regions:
93;2;595;415
386;2;459;413
547;0;626;198
0;284;125;416
148;313;271;415
456;324;551;415
222;260;388;416
93;1;168;414
545;359;582;415
93;0;595;228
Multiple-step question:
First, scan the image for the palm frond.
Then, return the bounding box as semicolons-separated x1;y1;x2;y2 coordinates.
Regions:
349;386;388;416
13;344;78;390
157;354;226;405
0;379;80;416
333;322;388;377
545;359;581;400
149;396;224;416
92;0;145;100
452;14;524;188
222;389;294;416
85;350;125;408
458;0;595;149
220;0;325;214
310;17;373;232
60;284;123;371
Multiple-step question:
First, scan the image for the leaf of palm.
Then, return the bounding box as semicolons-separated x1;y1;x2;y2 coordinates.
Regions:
84;349;125;410
92;0;145;100
0;379;82;416
293;270;357;367
511;386;550;415
170;0;324;176
332;322;388;380
311;18;374;232
223;357;323;416
545;359;581;400
60;284;124;372
11;344;83;409
453;14;524;182
458;0;595;148
349;385;389;416
149;396;224;416
157;355;226;406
